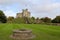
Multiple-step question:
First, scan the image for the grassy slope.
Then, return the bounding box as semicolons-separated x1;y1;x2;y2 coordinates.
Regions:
0;24;60;40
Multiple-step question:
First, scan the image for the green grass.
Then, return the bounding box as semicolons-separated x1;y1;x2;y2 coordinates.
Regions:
0;24;60;40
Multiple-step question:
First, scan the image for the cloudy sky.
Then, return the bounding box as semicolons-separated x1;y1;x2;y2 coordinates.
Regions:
0;0;60;18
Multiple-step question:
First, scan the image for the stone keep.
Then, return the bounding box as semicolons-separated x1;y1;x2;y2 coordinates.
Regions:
16;9;30;18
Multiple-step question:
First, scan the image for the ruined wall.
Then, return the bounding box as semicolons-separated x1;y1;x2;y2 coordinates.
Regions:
16;9;30;18
16;13;23;18
22;9;30;17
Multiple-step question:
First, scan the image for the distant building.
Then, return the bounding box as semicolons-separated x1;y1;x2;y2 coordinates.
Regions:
16;9;30;18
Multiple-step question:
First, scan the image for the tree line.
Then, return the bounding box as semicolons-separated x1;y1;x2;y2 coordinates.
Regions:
0;10;60;24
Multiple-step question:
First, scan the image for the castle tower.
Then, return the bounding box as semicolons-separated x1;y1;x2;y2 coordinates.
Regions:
16;9;30;18
22;9;30;17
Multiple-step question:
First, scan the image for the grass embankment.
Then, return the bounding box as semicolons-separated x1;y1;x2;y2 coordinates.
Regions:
0;24;60;40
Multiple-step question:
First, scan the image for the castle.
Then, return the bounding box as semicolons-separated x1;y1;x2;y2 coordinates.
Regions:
16;9;30;18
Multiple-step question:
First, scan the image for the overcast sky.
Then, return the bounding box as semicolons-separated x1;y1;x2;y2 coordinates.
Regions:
0;0;60;18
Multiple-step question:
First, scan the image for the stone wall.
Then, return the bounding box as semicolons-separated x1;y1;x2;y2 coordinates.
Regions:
16;13;23;18
11;29;35;40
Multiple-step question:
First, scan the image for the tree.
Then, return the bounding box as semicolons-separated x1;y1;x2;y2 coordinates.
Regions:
0;10;7;23
7;16;14;23
35;17;40;24
40;17;51;23
30;17;35;24
24;17;31;24
52;16;60;23
14;17;25;24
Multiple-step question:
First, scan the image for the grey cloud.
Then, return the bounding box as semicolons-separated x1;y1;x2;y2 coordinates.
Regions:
0;0;31;5
30;3;60;13
0;0;60;13
0;0;60;18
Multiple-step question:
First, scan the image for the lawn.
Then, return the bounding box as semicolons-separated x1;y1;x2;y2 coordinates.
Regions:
0;24;60;40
